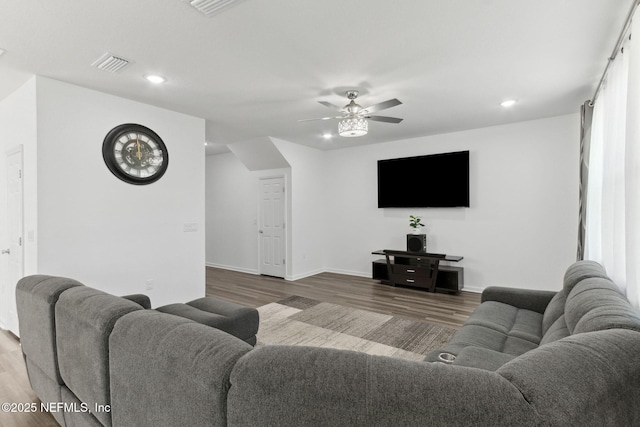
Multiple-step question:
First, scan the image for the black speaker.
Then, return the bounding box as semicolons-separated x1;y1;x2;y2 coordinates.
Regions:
406;234;427;253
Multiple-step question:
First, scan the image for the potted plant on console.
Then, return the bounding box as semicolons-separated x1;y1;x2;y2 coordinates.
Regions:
409;215;425;234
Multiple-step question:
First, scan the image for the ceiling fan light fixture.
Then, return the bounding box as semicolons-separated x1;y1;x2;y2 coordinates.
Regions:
338;117;368;137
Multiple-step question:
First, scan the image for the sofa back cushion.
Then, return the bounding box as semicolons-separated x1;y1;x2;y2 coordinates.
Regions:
16;275;83;384
55;286;142;426
564;277;640;335
539;314;570;346
541;291;567;336
541;261;610;336
228;345;539;426
562;260;610;293
109;310;252;427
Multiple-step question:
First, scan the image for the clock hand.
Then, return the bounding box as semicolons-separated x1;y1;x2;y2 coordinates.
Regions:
136;137;142;161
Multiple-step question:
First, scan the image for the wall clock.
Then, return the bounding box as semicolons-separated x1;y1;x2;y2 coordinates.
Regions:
102;123;168;185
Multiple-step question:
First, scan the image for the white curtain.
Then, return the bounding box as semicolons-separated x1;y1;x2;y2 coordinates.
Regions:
585;14;640;308
625;15;640;308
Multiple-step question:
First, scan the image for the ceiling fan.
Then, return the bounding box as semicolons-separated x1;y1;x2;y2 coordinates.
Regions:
299;90;403;137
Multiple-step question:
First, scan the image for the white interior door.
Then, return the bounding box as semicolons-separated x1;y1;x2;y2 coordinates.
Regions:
3;147;24;335
259;177;286;278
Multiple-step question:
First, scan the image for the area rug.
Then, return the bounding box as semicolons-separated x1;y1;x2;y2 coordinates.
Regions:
256;296;457;362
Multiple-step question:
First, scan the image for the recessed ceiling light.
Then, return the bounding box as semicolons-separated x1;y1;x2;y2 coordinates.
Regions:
145;74;166;84
322;133;332;139
501;100;516;108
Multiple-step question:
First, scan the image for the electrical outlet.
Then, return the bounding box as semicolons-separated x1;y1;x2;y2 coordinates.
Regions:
183;222;198;232
145;279;154;291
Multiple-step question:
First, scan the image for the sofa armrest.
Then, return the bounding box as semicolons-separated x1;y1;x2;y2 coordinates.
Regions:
481;286;557;314
120;293;151;309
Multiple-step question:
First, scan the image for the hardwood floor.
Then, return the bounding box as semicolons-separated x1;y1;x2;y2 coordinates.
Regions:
205;267;481;329
0;330;57;427
0;267;480;426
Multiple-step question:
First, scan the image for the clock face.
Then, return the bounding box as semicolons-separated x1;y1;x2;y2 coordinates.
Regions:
102;124;168;185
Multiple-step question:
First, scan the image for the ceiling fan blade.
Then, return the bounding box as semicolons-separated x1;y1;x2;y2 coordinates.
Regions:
367;115;403;124
297;116;338;122
362;98;402;114
318;100;345;111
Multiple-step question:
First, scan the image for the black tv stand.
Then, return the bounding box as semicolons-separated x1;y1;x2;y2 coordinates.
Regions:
371;249;464;294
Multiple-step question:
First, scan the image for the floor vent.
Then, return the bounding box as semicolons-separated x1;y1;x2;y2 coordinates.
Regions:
187;0;242;16
92;53;130;73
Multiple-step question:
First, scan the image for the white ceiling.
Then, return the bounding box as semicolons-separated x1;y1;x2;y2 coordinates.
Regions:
0;0;631;154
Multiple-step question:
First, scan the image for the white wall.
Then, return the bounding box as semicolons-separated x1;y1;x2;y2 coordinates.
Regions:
206;152;260;273
0;77;38;331
35;77;206;307
205;150;294;275
324;114;580;291
206;114;579;292
206;139;327;280
271;138;326;279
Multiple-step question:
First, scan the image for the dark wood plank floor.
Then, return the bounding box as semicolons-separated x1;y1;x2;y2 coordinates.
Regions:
0;267;480;426
205;267;481;329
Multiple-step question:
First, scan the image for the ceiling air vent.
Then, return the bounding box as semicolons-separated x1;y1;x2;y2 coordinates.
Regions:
187;0;243;16
91;53;130;73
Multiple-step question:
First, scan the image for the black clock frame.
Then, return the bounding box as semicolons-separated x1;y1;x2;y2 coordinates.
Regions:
102;123;169;185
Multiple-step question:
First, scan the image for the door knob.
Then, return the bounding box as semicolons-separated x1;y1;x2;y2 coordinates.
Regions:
1;249;9;255
258;230;264;234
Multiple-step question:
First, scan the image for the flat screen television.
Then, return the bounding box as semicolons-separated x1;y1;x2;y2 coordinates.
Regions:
377;150;469;208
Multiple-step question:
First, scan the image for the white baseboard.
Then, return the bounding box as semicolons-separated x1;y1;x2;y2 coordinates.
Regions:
287;268;326;281
323;268;371;278
205;263;259;275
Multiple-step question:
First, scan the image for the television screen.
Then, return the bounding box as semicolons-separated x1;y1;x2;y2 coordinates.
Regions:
377;151;469;208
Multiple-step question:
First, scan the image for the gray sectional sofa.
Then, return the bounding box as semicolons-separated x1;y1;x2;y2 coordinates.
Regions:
16;260;640;426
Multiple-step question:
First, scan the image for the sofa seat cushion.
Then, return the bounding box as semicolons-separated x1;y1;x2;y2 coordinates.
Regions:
462;301;543;345
450;347;517;371
445;324;540;357
441;302;543;359
156;297;259;345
